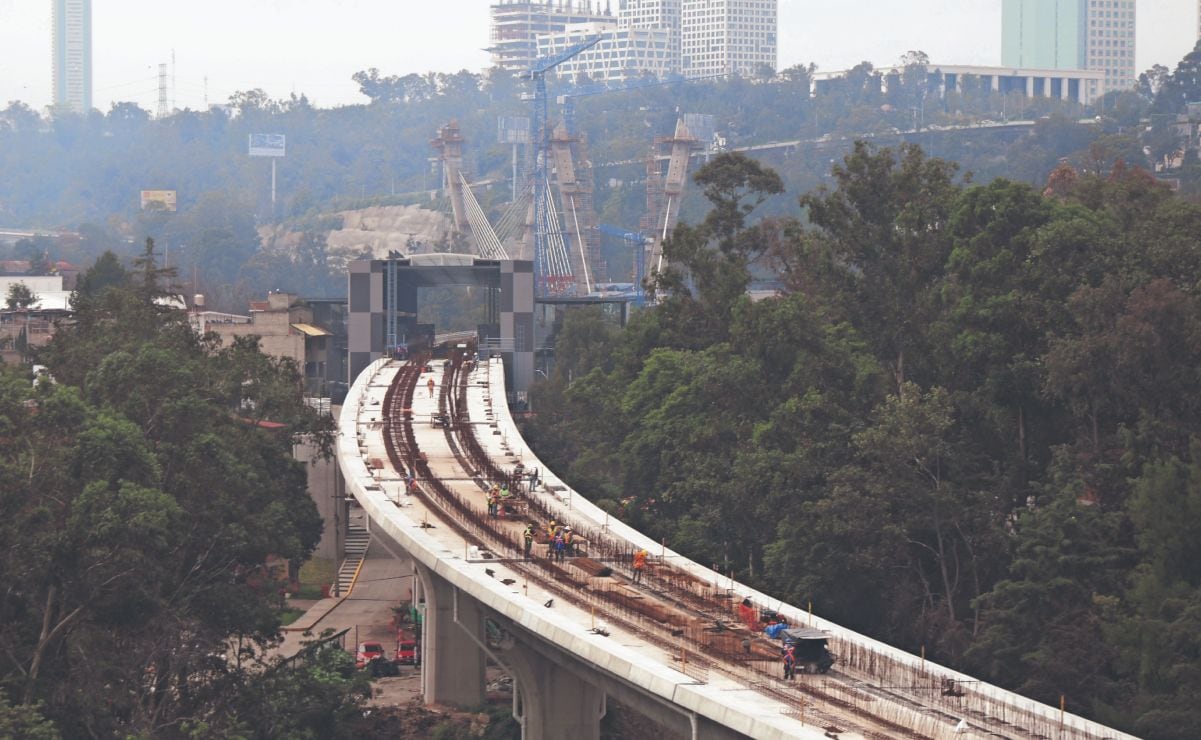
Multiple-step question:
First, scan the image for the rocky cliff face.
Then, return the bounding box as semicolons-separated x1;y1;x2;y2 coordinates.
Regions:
326;205;458;260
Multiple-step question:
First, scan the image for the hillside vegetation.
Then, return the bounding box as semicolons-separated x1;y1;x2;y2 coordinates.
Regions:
0;52;1175;311
523;148;1201;740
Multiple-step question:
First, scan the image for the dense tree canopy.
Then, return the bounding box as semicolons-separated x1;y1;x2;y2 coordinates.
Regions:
523;147;1201;738
0;245;355;736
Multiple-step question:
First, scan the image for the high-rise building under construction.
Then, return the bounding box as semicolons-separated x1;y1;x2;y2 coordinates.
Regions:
490;0;777;79
489;1;615;73
52;0;92;114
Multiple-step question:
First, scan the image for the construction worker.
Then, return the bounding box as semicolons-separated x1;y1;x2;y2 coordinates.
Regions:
783;645;796;680
547;520;558;539
523;524;535;559
427;377;435;396
487;489;499;518
632;549;648;584
563;527;574;557
552;530;566;562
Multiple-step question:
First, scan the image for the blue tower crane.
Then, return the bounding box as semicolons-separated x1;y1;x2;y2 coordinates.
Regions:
520;35;601;297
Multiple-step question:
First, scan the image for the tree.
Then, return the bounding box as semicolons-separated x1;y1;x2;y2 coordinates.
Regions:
72;250;128;304
1152;41;1201;114
5;282;37;310
938;178;1061;490
968;485;1131;709
797;142;961;393
1138;64;1171;99
1;256;333;735
1090;452;1201;738
652;151;786;326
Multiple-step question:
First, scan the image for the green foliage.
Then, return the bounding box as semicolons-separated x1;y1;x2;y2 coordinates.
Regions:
0;695;59;739
0;252;336;735
523;138;1201;737
4;282;37;310
227;645;370;739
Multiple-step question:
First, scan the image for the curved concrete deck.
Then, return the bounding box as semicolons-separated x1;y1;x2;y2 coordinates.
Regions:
339;356;1135;740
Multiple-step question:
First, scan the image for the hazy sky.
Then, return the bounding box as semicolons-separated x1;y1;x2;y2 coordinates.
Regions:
0;0;1196;112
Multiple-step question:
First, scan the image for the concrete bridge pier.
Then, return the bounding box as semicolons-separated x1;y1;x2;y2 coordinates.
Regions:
493;617;748;740
414;562;487;707
506;649;605;740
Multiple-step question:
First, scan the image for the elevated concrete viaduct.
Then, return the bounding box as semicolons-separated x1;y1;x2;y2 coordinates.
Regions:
363;488;776;740
339;356;1136;740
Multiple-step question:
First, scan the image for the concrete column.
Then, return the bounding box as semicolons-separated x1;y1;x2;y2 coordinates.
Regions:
1061;78;1070;101
1042;77;1051;98
509;651;604;740
990;75;1000;93
1025;76;1034;97
415;563;486;707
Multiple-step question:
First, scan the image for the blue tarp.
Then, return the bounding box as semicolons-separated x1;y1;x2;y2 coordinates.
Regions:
764;622;789;640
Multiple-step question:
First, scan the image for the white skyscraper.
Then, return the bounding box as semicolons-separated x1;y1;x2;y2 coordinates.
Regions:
52;0;92;114
1084;0;1136;100
681;0;777;77
619;0;682;74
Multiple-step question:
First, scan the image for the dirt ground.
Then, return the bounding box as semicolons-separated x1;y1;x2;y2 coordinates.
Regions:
367;670;424;707
357;668;519;739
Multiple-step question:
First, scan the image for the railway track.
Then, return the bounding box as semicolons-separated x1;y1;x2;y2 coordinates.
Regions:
376;352;1000;739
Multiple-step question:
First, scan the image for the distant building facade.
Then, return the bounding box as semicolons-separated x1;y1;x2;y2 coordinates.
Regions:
537;21;674;83
489;1;614;72
813;63;1104;106
199;291;347;401
1001;0;1135;102
52;0;92;114
681;0;777;77
620;0;682;74
490;0;776;79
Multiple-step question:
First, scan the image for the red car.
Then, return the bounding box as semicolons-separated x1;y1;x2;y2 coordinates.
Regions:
394;639;418;666
355;641;386;669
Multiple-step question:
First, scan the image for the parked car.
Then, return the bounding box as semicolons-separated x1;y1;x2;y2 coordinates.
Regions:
394;639;419;666
355;641;385;669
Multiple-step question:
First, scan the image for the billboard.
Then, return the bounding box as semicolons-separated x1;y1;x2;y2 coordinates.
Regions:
140;190;177;212
497;116;531;145
248;133;286;157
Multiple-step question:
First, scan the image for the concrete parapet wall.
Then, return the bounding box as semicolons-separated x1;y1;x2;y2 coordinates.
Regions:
338;358;823;740
482;359;1136;740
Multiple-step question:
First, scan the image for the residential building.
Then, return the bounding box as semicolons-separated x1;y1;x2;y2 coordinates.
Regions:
536;21;674;83
52;0;92;114
619;0;681;74
681;0;777;77
1001;0;1135;102
0;274;72;364
199;291;346;401
489;0;614;73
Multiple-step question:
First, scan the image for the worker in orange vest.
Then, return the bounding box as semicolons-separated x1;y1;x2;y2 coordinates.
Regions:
632;549;648;583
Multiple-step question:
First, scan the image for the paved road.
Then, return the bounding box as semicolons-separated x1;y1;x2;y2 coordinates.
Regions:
279;534;415;659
